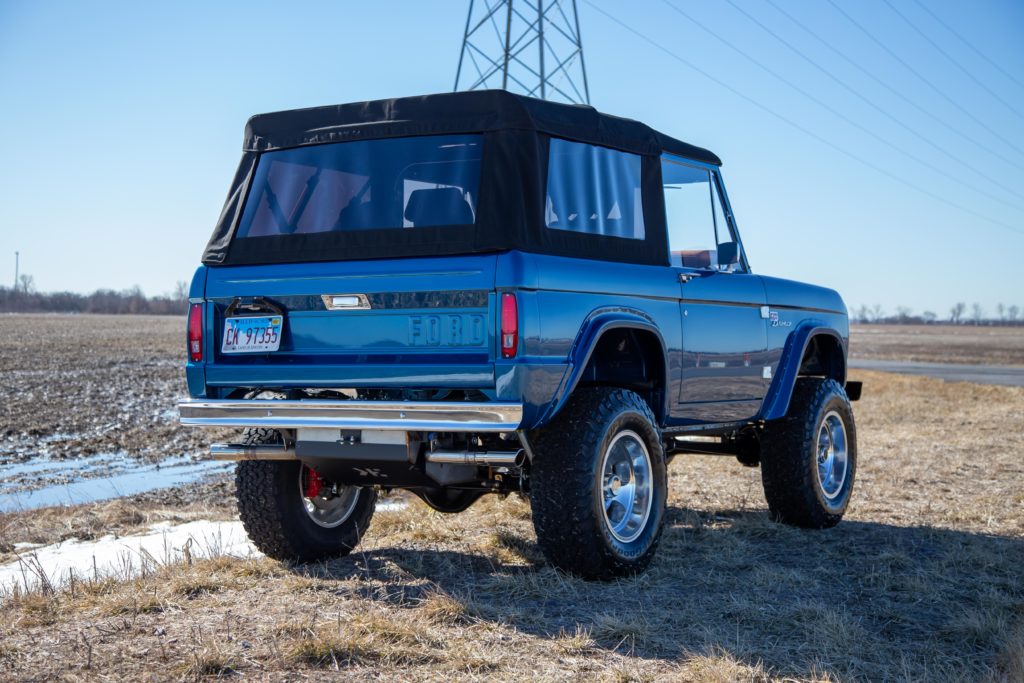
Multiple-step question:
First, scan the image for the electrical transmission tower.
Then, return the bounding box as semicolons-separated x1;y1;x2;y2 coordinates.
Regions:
454;0;590;105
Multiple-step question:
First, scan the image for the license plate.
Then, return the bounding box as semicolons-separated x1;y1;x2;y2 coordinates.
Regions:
221;316;283;354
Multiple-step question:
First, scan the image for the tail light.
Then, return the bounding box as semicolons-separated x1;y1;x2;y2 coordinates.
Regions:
187;303;203;362
500;292;518;359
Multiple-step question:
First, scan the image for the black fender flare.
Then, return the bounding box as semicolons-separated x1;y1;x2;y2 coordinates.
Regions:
759;323;847;421
539;308;670;427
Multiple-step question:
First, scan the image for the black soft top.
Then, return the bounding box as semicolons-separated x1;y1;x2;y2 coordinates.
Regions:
203;91;720;267
242;90;721;164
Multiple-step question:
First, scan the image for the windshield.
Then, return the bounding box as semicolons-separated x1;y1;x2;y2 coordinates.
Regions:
235;134;482;237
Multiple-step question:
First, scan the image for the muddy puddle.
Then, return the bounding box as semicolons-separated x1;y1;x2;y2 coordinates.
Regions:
0;453;231;513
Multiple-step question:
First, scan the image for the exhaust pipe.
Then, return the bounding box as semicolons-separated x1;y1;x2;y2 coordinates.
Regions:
212;443;523;467
210;443;297;460
426;449;525;467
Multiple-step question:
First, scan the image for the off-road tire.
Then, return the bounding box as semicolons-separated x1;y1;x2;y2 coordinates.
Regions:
234;428;377;562
760;378;856;528
530;388;667;580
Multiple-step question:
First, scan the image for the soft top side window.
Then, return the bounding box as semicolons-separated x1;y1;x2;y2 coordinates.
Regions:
546;138;646;240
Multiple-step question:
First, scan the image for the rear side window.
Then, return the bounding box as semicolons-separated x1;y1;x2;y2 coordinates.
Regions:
236;135;481;238
545;138;645;240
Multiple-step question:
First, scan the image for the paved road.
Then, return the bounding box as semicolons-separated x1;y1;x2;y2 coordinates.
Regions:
849;359;1024;387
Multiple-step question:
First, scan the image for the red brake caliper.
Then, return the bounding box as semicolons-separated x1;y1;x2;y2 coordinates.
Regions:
303;467;323;499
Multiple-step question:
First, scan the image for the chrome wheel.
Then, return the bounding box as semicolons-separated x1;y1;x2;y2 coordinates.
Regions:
600;430;654;543
815;410;849;501
298;465;360;529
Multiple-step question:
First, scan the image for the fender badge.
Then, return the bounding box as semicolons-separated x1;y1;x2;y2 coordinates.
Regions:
768;310;792;328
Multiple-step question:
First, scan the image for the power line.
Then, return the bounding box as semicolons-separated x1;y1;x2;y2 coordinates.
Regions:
909;0;1024;93
880;0;1024;123
825;0;1024;161
717;0;1024;209
661;0;1024;214
762;0;1024;176
579;0;1023;236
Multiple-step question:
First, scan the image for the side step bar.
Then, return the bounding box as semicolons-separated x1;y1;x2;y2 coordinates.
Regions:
179;399;523;432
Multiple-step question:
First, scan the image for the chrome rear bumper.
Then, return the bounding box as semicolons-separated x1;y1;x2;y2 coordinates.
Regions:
177;399;523;432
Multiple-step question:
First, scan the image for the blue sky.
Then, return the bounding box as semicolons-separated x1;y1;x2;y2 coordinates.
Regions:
1;0;1022;317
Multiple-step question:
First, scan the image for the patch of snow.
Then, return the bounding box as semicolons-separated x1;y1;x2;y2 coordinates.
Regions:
375;499;409;512
1;499;410;597
12;542;42;551
0;520;260;596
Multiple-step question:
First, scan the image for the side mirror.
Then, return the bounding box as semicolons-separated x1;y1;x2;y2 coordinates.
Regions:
717;241;740;268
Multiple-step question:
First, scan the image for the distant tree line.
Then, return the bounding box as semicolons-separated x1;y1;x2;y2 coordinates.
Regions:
853;302;1024;326
3;272;1021;325
0;276;188;315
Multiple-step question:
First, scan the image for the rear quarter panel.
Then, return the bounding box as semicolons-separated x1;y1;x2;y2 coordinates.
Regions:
495;251;681;430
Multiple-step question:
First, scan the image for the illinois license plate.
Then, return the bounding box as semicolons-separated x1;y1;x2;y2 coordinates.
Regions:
221;316;283;354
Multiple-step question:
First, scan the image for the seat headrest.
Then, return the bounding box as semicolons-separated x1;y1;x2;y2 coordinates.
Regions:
404;188;474;227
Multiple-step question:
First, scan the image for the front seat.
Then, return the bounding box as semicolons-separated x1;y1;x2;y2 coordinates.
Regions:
404;187;474;227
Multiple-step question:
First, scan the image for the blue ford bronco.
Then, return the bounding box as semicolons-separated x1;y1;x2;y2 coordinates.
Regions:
179;91;861;579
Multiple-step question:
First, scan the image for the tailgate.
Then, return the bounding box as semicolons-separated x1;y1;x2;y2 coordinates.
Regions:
203;255;497;389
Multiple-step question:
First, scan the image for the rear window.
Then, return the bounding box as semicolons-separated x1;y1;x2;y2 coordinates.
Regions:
545;138;645;240
236;135;481;238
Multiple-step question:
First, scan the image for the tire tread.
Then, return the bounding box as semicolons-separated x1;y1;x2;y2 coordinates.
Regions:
760;378;855;528
234;428;376;562
530;388;666;579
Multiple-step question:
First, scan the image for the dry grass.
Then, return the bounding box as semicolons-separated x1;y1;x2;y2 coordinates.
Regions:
851;323;1024;365
1;370;1022;681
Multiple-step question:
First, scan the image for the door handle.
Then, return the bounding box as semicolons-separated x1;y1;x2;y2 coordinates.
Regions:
678;272;703;284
